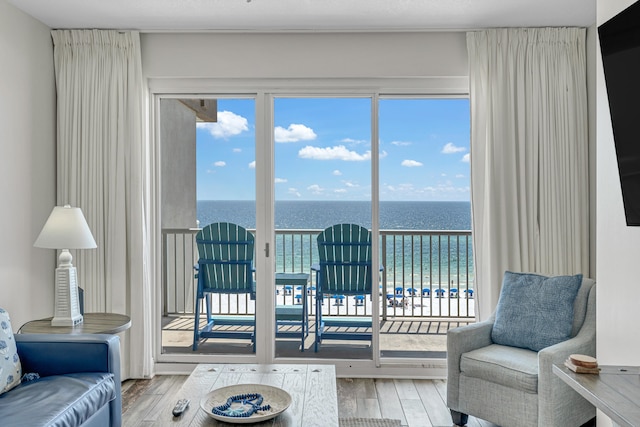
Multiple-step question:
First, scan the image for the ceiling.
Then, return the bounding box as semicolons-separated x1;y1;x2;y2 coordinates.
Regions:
8;0;595;32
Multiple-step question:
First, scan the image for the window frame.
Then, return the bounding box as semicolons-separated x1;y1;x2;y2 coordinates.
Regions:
150;77;469;378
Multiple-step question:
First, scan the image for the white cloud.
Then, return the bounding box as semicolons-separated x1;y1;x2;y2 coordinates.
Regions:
341;138;367;145
299;145;371;161
379;150;388;159
343;181;358;188
391;141;411;146
442;142;466;154
423;183;470;194
307;184;324;194
288;188;301;197
248;160;256;169
456;174;465;178
332;170;342;176
401;159;423;167
462;153;470;163
196;111;249;139
381;180;470;200
334;189;347;193
233;148;242;153
214;161;226;167
384;183;415;192
274;124;317;143
275;177;287;183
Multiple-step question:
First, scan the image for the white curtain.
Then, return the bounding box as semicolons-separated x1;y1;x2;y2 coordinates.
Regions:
52;30;154;379
467;28;589;320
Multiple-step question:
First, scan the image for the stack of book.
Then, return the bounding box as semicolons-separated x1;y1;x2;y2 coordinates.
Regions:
564;354;600;374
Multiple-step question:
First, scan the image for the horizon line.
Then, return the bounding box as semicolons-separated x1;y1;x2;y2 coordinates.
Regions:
197;199;471;203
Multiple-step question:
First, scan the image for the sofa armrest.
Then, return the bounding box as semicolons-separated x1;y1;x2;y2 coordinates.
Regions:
15;334;122;427
446;317;495;410
16;334;120;377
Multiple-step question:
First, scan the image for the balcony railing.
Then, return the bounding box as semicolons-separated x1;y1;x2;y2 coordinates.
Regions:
162;228;475;320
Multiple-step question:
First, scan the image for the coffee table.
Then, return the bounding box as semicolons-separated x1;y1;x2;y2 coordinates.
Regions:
159;363;338;426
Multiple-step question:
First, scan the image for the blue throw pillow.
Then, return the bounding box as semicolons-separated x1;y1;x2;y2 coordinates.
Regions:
0;308;22;395
491;271;582;352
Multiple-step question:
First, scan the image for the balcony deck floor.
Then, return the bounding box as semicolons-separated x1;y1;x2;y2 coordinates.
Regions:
162;315;472;358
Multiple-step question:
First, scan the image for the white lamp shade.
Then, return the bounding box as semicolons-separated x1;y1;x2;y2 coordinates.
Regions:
34;205;97;249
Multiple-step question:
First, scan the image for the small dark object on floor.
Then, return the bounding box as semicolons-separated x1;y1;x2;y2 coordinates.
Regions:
172;398;190;417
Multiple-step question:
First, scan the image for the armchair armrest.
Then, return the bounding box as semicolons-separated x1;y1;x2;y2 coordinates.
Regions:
446;317;494;409
538;283;596;389
447;318;495;356
536;327;596;426
538;326;596;374
537;284;596;427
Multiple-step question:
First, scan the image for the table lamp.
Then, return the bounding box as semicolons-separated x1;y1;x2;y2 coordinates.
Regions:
34;205;97;326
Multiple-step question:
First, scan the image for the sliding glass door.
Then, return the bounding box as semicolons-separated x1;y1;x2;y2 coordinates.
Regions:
273;97;373;359
378;97;473;360
160;96;257;358
155;90;472;370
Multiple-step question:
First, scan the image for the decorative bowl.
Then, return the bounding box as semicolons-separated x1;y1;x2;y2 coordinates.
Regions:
200;383;292;424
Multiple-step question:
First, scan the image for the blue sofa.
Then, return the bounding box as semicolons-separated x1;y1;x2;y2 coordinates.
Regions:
0;334;122;427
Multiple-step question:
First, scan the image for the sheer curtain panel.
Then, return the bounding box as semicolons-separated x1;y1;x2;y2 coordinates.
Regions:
51;30;153;379
467;28;589;320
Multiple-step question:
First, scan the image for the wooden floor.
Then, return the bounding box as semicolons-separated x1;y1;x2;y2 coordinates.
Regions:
121;375;499;427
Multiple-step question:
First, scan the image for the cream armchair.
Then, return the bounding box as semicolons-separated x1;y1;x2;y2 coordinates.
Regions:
447;275;596;427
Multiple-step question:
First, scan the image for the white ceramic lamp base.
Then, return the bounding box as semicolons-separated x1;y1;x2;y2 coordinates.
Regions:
51;263;84;327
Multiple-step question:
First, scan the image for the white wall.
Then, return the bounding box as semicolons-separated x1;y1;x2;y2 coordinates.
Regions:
141;32;467;81
160;99;197;229
0;0;56;328
587;26;598;280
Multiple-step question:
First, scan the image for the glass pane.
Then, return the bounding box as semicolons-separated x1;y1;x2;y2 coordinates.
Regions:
273;97;372;359
161;97;257;356
378;98;473;359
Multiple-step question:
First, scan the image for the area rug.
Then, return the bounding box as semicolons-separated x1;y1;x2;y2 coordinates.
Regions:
339;418;402;427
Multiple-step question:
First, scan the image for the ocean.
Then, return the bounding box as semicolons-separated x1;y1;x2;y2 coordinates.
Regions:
197;200;474;287
197;200;471;231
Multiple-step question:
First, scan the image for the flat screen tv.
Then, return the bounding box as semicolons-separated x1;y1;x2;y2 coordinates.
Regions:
599;0;640;226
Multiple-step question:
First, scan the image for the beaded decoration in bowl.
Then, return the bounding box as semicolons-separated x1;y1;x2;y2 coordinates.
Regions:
200;384;292;424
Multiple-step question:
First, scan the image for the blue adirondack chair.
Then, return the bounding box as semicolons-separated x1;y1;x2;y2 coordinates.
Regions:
192;222;255;350
314;223;373;352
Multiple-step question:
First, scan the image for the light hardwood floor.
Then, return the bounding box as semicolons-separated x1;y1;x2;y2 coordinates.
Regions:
121;375;498;427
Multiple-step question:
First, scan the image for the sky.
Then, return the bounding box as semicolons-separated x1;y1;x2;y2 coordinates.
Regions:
196;97;470;202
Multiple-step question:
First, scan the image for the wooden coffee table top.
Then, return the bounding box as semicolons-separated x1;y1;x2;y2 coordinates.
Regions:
159;363;338;426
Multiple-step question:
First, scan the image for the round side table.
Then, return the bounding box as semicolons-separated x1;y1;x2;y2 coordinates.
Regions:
19;312;131;334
